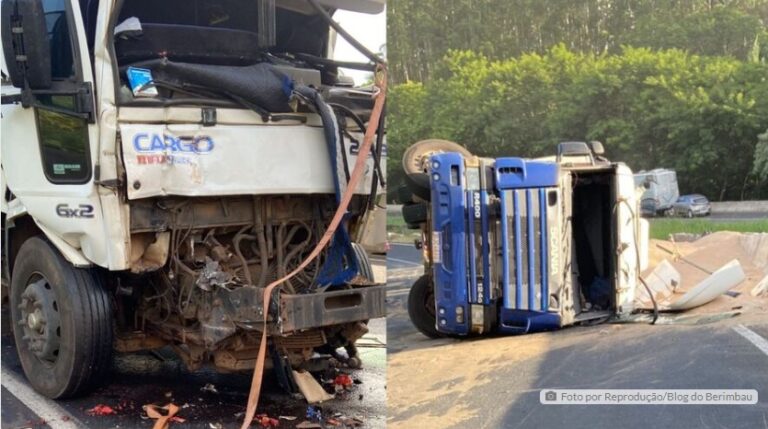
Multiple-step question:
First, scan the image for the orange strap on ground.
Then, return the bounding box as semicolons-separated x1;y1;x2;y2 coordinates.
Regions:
145;403;180;429
239;65;387;429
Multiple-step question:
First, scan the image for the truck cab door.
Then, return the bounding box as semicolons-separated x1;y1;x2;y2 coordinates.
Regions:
1;0;107;267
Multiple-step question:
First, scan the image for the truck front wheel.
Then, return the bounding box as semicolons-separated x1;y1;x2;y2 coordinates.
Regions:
407;275;444;338
9;237;113;398
402;139;472;201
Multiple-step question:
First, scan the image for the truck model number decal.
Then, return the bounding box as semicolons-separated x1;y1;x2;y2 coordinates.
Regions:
473;191;481;219
56;204;94;219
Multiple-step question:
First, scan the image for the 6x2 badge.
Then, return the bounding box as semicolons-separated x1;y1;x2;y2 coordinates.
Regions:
56;204;95;219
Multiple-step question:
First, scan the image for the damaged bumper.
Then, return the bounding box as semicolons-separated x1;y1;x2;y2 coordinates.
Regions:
279;285;386;333
215;284;386;336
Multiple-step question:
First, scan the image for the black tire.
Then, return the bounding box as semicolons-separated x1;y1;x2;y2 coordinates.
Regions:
407;275;444;338
396;184;416;205
402;139;472;201
352;243;374;282
10;237;113;399
402;202;428;225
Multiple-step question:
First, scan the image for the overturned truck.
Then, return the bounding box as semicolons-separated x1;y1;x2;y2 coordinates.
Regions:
1;0;386;398
401;140;651;337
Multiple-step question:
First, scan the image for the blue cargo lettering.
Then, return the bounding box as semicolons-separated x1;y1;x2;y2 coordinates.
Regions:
133;133;214;153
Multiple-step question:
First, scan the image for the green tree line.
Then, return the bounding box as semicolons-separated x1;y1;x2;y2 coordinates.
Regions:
388;0;768;84
387;46;768;201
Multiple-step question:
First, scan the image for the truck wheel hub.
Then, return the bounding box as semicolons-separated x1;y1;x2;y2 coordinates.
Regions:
18;278;61;362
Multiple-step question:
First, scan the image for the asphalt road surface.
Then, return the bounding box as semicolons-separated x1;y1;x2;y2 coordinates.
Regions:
1;309;386;429
386;243;768;429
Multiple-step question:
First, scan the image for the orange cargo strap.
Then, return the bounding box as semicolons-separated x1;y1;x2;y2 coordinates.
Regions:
240;65;387;429
145;403;180;429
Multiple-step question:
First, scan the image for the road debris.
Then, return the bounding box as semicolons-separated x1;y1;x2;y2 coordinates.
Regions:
255;414;279;427
333;374;354;390
636;259;746;310
200;383;219;394
656;243;713;274
86;404;117;416
144;403;181;429
668;259;745;310
635;259;679;308
752;275;768;297
306;405;323;421
340;416;365;427
620;309;742;325
294;370;334;404
296;421;322;429
280;416;298;421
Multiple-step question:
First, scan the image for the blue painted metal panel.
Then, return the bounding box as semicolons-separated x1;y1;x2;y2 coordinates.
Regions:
427;152;561;336
495;158;558;190
500;191;512;310
429;152;469;335
539;188;548;311
467;191;478;304
498;309;561;334
496;164;561;334
480;190;491;305
513;191;523;309
526;189;535;311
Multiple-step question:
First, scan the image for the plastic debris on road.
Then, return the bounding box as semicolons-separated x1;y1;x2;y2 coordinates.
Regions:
255;414;279;427
306;405;322;421
333;374;353;389
294;370;334;404
86;404;116;416
200;383;219;394
296;421;322;429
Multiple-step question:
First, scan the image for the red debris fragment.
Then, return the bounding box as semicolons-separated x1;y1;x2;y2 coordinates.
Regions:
255;414;279;427
86;404;116;416
326;418;341;426
169;416;186;423
334;374;353;388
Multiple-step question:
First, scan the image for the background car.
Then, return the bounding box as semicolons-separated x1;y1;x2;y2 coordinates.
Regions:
673;194;711;217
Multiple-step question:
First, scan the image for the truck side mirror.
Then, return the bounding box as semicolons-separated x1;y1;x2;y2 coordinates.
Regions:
1;0;52;89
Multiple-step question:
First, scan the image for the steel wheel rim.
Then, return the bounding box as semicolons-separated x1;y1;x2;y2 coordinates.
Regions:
18;274;62;365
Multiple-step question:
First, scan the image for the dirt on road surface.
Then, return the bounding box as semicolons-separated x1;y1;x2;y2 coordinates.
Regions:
387;232;768;429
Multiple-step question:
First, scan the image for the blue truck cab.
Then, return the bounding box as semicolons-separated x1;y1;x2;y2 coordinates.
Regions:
407;141;647;337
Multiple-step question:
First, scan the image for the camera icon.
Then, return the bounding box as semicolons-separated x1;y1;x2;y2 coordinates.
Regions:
544;391;557;402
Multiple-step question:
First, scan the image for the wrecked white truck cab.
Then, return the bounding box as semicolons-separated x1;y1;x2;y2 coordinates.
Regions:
1;0;385;399
400;140;651;337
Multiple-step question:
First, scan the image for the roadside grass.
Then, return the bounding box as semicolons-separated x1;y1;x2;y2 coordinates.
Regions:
648;218;768;240
388;210;767;243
